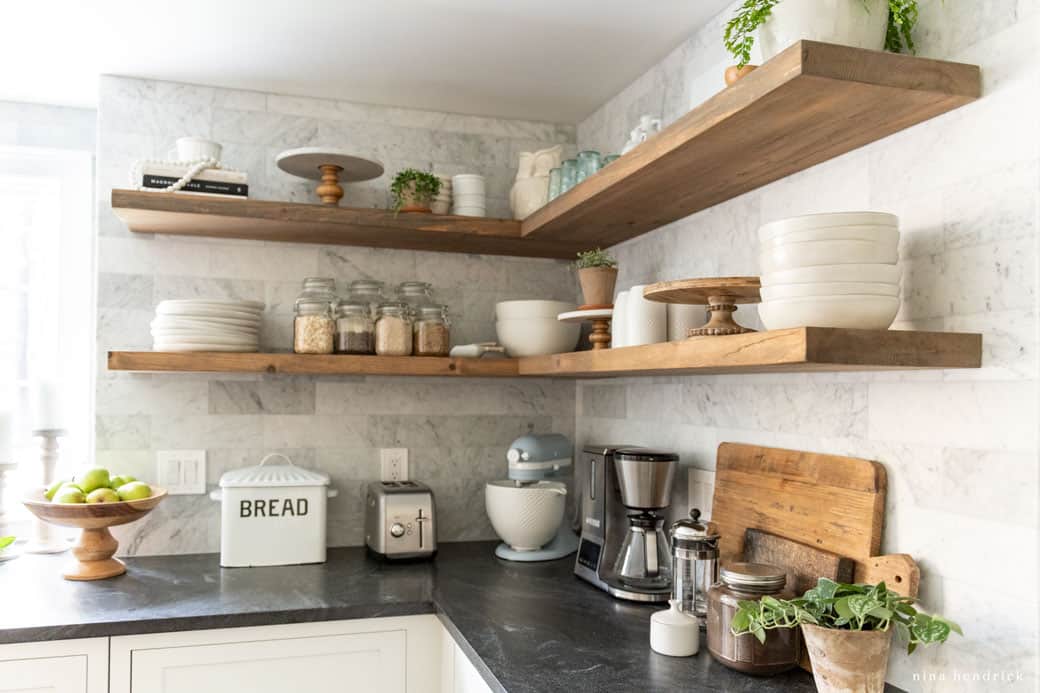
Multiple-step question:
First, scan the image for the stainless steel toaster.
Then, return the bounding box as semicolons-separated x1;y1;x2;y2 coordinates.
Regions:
364;481;437;559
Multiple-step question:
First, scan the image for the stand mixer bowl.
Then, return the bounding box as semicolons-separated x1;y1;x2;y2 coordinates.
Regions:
614;449;678;510
485;480;566;551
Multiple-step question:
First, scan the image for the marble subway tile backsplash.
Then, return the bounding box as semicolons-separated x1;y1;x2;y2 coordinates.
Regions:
96;75;578;554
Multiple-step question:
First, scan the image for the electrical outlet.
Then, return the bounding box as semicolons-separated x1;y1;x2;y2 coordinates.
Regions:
380;448;409;482
156;450;207;495
688;468;715;519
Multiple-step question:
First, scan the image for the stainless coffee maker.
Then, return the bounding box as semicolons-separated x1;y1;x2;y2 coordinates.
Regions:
575;445;677;602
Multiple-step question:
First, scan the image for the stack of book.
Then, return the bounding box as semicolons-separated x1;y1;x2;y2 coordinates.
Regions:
139;163;248;198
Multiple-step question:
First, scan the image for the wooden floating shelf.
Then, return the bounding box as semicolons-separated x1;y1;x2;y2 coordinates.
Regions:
110;42;979;258
521;41;981;246
109;328;981;378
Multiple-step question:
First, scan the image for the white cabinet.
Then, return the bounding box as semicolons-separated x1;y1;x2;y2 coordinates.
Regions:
0;638;108;693
436;629;492;693
110;616;444;693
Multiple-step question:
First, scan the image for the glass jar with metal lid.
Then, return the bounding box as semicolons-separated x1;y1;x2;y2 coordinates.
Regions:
706;562;801;675
334;301;375;354
395;281;435;315
293;278;337;354
375;302;413;356
413;304;451;356
346;279;386;319
670;508;719;622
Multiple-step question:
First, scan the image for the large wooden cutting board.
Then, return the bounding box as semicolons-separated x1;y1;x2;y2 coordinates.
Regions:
712;443;919;597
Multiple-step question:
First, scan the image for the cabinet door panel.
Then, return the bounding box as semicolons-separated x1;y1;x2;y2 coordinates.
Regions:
130;630;406;693
452;646;492;693
0;656;87;693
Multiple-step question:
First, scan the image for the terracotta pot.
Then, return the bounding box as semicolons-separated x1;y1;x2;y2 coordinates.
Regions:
801;624;893;693
397;181;433;213
724;64;757;86
577;267;618;306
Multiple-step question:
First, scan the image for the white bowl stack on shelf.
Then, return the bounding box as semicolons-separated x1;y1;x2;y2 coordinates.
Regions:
432;176;453;215
452;174;486;217
151;299;264;352
758;212;902;330
495;300;579;356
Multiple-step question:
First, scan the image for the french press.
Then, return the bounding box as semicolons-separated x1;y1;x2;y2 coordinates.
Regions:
669;508;720;623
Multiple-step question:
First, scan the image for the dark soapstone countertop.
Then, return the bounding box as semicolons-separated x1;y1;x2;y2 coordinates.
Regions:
1;541;899;693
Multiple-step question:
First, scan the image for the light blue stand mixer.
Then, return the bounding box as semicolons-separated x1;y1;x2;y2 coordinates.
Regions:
485;433;580;562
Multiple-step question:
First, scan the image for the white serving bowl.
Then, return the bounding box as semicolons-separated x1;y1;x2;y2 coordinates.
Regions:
760;282;900;301
760;225;900;247
496;318;581;356
759;212;898;239
759;295;900;330
761;263;902;286
485;480;566;551
496;300;577;320
759;240;898;274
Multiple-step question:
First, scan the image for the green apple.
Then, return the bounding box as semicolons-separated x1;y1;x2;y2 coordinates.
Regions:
54;486;86;504
116;481;152;501
109;474;136;489
76;467;110;494
86;487;120;503
44;479;69;500
60;482;84;493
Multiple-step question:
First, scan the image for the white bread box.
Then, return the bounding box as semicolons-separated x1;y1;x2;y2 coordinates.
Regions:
209;453;337;567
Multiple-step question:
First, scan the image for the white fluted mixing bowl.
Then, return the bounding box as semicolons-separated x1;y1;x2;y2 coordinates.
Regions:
485;480;566;551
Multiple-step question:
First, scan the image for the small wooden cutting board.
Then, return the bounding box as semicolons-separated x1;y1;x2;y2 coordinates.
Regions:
744;528;855;597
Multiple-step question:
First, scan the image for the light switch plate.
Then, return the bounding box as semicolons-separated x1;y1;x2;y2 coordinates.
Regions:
156;450;207;495
380;448;409;482
688;468;715;519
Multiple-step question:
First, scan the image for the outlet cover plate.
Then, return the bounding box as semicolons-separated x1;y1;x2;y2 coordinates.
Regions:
380;448;409;482
156;450;207;495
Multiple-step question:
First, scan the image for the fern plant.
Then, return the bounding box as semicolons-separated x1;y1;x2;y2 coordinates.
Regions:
724;0;921;68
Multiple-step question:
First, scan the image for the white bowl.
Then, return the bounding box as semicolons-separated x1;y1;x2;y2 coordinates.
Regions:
759;295;900;330
759;240;898;274
453;207;486;217
496;300;577;320
760;282;900;301
496;318;581;356
759;212;898;239
485;480;566;551
761;263;902;286
452;175;486;194
760;225;900;247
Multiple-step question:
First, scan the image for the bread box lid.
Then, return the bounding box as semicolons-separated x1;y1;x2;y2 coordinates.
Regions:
219;453;330;489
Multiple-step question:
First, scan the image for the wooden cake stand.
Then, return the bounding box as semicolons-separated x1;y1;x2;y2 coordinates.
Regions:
558;308;613;350
644;277;761;337
276;147;385;206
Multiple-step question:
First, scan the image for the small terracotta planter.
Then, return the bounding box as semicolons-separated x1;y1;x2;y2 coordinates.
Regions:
397;182;433;213
801;624;893;693
724;64;757;86
578;267;618;306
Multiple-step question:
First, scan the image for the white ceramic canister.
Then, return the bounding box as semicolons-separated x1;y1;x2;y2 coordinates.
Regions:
210;453;337;568
170;136;222;162
627;284;667;346
758;0;888;63
612;290;629;348
667;304;706;341
650;599;700;657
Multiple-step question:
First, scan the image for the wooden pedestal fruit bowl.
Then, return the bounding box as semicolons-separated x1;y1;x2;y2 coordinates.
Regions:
23;488;167;581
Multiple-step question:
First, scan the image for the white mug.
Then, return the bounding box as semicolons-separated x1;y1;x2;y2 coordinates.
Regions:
627;284;667;346
170;137;222;162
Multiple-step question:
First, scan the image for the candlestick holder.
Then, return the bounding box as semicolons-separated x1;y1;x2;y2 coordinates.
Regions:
23;429;70;554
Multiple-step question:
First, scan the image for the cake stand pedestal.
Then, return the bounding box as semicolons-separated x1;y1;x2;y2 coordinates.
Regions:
276;147;384;206
558;308;613;350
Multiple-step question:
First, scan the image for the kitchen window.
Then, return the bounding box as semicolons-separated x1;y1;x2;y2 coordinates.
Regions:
0;146;95;528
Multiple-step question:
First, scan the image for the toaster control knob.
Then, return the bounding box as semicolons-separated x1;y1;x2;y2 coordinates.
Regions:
390;522;406;538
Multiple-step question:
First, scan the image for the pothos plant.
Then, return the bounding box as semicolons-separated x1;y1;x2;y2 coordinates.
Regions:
731;578;962;655
390;168;441;212
724;0;921;68
574;248;618;270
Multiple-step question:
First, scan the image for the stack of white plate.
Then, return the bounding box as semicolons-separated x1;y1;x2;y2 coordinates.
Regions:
432;176;453;215
151;299;264;352
758;212;902;330
452;174;486;217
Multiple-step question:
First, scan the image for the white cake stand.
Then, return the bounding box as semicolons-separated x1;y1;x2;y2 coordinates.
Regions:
276;147;384;206
558;308;613;350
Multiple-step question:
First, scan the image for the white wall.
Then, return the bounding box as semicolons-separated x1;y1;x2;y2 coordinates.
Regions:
0;100;95;151
576;1;1039;691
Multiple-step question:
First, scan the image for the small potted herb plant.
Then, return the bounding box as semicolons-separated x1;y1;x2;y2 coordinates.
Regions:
390;168;441;213
731;578;961;693
575;248;618;307
723;0;921;83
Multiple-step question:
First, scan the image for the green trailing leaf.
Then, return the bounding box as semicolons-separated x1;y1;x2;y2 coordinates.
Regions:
0;536;14;552
724;0;922;67
574;248;617;270
730;577;962;655
389;168;441;213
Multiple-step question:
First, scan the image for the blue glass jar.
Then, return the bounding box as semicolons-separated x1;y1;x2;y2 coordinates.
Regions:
548;167;563;200
560;159;578;193
576;150;601;183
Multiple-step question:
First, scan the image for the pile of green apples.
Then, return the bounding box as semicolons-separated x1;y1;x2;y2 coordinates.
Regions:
45;467;153;504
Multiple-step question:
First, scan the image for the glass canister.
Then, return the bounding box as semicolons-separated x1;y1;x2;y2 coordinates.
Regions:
602;154;620;166
293;278;337;354
670;508;720;623
395;281;435;316
334;301;375;355
547;167;563;201
706;562;801;675
413;304;451;356
560;159;578;194
375;302;413;356
346;279;386;319
575;150;601;183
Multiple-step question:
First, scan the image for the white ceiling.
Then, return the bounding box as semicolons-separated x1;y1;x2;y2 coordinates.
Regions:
1;0;731;123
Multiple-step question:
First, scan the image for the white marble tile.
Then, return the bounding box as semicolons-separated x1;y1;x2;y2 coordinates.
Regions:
96;273;153;310
262;415;368;449
209;379;316;415
151;415;264;449
95;415;151;450
944;238;1036;316
96;378;209;416
152;275;265;303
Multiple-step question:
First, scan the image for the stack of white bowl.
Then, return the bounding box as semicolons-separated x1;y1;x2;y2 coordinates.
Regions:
432;176;452;215
758;212;901;330
452;174;486;217
151;299;264;352
495;300;579;356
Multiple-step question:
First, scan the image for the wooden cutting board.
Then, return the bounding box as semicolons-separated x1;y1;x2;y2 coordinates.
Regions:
744;528;855;597
712;442;919;597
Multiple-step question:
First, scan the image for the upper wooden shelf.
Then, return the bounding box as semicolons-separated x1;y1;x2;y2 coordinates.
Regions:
521;41;981;246
109;328;981;378
110;190;586;260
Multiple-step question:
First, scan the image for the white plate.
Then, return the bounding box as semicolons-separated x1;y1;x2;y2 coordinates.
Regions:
156;305;264;321
152;315;261;329
152;344;261;352
158;299;265;311
760;282;900;300
761;263;902;286
759;212;898;238
759;240;898;274
759;225;900;247
152;327;259;338
154;336;259;347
